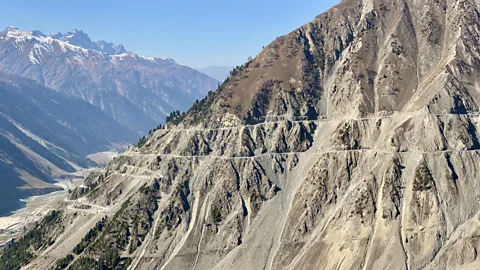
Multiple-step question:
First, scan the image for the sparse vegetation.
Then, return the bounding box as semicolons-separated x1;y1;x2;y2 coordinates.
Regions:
135;135;148;148
243;81;274;125
67;256;98;270
68;184;160;269
166;110;182;123
166;58;257;126
54;254;74;269
167;88;222;126
381;157;404;220
413;163;433;191
0;210;61;270
156;181;190;235
148;123;164;136
67;253;132;270
182;89;220;124
337;122;360;150
135;123;165;148
73;217;107;255
211;206;222;223
339;123;351;145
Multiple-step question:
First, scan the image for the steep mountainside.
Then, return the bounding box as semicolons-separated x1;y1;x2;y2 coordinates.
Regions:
9;0;480;269
0;73;137;216
0;27;219;132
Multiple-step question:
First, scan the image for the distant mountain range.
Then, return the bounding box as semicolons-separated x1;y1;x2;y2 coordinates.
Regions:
0;72;137;216
0;26;219;215
45;28;127;55
196;65;234;82
0;27;219;132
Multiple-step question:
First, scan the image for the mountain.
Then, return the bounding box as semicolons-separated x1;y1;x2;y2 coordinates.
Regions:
7;0;480;269
95;40;126;55
0;27;219;132
0;73;137;216
197;65;234;82
50;29;127;55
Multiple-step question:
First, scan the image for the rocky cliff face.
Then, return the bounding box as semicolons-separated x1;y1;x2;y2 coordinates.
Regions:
0;27;219;132
13;0;480;269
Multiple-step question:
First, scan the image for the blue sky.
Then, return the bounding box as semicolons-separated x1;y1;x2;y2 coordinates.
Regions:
1;0;339;68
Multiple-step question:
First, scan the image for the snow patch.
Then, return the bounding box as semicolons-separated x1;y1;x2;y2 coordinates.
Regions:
4;27;180;69
29;50;40;65
28;44;45;65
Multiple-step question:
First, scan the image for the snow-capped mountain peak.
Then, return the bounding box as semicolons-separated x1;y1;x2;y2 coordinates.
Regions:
3;26;36;39
47;32;63;39
96;40;127;55
5;26;18;31
0;27;180;68
1;27;127;56
60;29;95;49
0;26;219;133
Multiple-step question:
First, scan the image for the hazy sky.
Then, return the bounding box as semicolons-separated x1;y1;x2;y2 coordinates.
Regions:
0;0;339;68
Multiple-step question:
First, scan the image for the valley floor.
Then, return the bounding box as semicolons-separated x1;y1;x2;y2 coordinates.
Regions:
0;168;97;246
